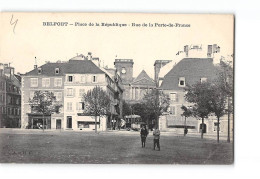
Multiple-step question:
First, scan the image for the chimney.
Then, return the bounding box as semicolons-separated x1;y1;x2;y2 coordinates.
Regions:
87;52;92;60
34;57;37;69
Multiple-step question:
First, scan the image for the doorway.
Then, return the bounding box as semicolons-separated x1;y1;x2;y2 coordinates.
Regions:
67;116;72;129
56;119;61;129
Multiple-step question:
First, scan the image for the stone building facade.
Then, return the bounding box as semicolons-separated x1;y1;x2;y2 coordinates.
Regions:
114;59;156;104
0;63;21;128
21;53;123;131
159;58;233;134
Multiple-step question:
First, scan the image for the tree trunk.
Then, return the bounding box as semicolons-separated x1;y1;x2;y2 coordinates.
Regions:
217;117;220;143
227;96;231;143
43;113;45;132
184;117;187;136
99;116;100;129
95;115;97;133
201;117;204;139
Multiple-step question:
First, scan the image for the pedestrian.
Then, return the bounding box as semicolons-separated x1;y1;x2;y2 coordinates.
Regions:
140;125;148;148
153;126;160;151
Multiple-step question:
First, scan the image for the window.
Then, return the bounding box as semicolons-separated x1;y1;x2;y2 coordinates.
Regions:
54;78;62;87
68;76;73;82
38;67;42;74
169;93;178;102
67;88;73;96
169;106;176;115
79;89;85;96
76;102;85;110
214;122;220;131
54;92;62;101
55;68;60;74
92;75;97;83
80;75;85;83
200;77;207;83
67;102;73;111
30;78;38;87
78;121;90;128
42;78;50;87
178;77;185;87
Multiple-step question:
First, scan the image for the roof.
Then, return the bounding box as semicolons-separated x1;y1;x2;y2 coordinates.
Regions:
24;59;105;76
160;58;218;90
131;70;156;86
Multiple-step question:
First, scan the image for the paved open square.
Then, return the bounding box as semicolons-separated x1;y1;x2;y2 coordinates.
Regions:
0;129;233;164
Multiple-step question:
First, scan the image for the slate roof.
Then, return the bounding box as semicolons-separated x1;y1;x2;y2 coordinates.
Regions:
160;58;218;90
131;70;156;86
24;60;104;76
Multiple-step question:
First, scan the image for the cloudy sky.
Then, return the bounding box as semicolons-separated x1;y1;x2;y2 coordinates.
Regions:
0;13;234;78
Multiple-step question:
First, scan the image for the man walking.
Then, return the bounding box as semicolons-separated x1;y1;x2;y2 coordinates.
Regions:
153;126;160;151
140;125;148;148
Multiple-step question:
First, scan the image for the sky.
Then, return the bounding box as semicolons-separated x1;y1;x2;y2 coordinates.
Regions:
0;13;234;78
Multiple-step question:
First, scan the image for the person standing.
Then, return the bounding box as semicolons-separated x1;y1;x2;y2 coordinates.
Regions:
140;125;148;148
153;126;160;151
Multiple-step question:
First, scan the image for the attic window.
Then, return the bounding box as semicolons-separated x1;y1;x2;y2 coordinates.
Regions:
37;67;42;74
55;68;60;74
178;77;185;87
68;76;73;82
200;77;207;83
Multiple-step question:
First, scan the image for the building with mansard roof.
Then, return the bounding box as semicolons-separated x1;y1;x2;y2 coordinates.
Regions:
21;53;123;131
158;57;232;136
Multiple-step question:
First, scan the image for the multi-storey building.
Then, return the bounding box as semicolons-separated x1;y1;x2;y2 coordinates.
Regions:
159;58;208;132
0;63;21;128
114;59;156;104
21;62;65;129
158;57;233;135
21;53;123;131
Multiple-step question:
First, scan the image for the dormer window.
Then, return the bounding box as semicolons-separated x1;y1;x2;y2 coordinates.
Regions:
200;77;207;83
178;77;185;87
55;68;60;74
68;76;73;82
38;67;42;74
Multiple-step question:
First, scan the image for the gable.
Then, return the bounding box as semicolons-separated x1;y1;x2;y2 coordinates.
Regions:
131;78;156;86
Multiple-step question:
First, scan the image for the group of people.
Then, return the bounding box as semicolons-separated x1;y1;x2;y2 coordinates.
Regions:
140;125;160;151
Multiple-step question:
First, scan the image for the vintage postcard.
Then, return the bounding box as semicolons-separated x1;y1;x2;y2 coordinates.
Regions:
0;12;234;164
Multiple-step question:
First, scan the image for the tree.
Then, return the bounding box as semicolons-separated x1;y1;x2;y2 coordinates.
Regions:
131;103;149;124
209;59;233;143
181;105;193;136
184;82;214;139
28;91;62;131
209;83;227;143
143;89;170;127
82;86;110;133
218;59;233;143
122;100;131;117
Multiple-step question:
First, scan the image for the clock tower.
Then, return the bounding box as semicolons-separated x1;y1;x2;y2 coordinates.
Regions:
114;59;134;84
